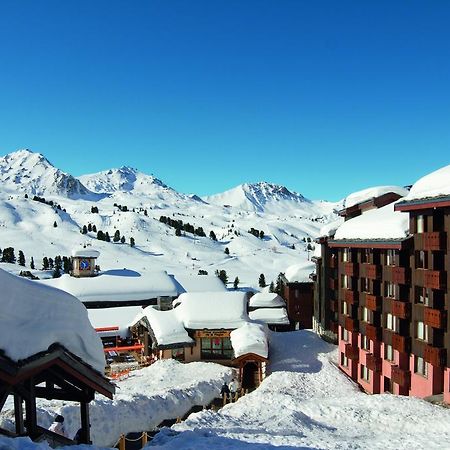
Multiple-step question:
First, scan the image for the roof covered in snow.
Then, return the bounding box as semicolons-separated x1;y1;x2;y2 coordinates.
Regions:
284;261;316;283
230;322;269;358
0;268;105;373
333;202;410;241
318;217;344;238
173;274;227;294
343;185;409;209
249;293;285;308
249;308;290;325
71;247;100;259
39;269;178;304
87;306;144;338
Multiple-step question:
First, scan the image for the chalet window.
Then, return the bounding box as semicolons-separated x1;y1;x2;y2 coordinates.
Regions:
416;321;429;342
341;352;349;367
415;287;429;306
343;248;350;262
386;313;399;333
384;282;396;299
415;251;428;269
386;249;396;266
361;365;370;382
341;327;349;342
414;356;428;378
201;337;233;360
361;249;370;264
361;335;370;351
171;348;185;361
361;277;370;293
416;215;426;234
342;300;348;315
384;344;394;362
362;307;371;323
341;274;350;289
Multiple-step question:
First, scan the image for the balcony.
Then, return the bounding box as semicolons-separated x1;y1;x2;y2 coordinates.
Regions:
366;294;381;311
415;232;447;251
343;262;357;276
391;366;411;387
362;263;381;280
423;345;447;367
392;333;411;353
423;308;447;329
391;300;411;320
343;289;358;304
415;269;446;290
345;343;359;360
329;278;338;290
345;316;358;332
365;323;381;341
365;353;382;373
391;266;409;285
329;321;338;334
329;299;338;313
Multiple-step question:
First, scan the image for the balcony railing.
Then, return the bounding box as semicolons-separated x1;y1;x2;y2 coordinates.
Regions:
343;262;357;276
391;366;411;387
365;353;382;373
423;345;447;367
345;316;358;333
391;333;411;353
415;269;447;290
343;289;358;304
329;278;338;290
345;343;359;360
365;323;381;341
415;232;447;251
365;294;381;311
391;300;411;320
362;263;381;280
423;308;447;329
391;266;409;285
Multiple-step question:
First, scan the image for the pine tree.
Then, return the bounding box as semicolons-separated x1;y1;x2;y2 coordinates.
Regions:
97;230;105;241
18;250;25;267
1;247;16;264
105;232;111;242
82;225;88;234
233;276;240;290
92;224;97;232
209;230;217;241
48;258;54;269
258;273;266;288
224;247;230;255
113;230;121;243
30;257;35;270
130;237;135;247
42;257;49;270
269;281;275;292
175;228;182;237
88;223;92;232
63;256;71;274
259;230;264;239
120;236;125;244
275;273;284;296
53;221;58;228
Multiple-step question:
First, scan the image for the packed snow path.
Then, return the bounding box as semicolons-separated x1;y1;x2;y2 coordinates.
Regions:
150;331;450;449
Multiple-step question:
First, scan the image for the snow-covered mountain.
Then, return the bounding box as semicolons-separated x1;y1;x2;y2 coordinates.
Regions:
0;149;96;199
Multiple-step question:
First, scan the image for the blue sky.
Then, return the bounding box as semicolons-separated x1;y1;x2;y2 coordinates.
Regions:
0;1;449;200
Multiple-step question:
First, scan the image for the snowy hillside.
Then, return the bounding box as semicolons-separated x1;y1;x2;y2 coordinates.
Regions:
0;149;338;288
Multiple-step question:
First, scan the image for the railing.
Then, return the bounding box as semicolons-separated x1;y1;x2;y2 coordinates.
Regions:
424;308;447;329
344;289;358;304
343;262;356;276
362;263;381;280
415;232;447;251
365;324;381;341
345;343;359;360
345;317;358;332
423;345;447;367
391;366;411;387
365;353;382;373
365;294;381;311
391;300;411;320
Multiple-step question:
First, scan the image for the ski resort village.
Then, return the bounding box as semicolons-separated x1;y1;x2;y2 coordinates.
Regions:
0;149;449;450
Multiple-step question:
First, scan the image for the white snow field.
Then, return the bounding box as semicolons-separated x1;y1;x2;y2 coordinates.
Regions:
0;359;232;448
150;331;450;450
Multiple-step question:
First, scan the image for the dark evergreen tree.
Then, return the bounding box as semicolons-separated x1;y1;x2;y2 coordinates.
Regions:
258;273;267;288
18;250;25;267
216;269;228;286
97;230;105;241
198;269;208;275
30;256;35;270
105;232;111;242
259;230;264;239
130;237;135;247
233;276;240;290
53;221;58;228
82;225;88;234
63;256;71;274
42;257;49;270
1;247;16;263
269;281;275;293
48;258;54;269
275;273;284;296
175;228;182;237
120;236;125;244
209;230;217;241
92;224;97;232
113;230;121;242
224;247;230;255
88;223;92;232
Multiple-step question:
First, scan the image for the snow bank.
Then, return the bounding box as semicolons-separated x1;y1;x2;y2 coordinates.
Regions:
230;323;268;358
334;202;409;240
39;270;178;303
249;292;285;308
0;269;105;373
249;308;289;325
0;435;111;450
403;164;450;201
344;185;409;209
284;261;315;283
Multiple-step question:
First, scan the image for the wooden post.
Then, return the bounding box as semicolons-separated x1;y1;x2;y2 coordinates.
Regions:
14;393;25;435
80;400;91;444
119;434;126;450
24;380;37;437
141;431;148;446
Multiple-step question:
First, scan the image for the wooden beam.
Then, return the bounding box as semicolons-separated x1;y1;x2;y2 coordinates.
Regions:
14;393;25;435
24;379;38;437
34;386;89;402
80;400;91;444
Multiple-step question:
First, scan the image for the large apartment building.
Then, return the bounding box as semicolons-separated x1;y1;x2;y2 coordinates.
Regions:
312;166;450;402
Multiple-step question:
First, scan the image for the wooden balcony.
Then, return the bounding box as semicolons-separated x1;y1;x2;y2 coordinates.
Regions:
392;333;411;354
345;343;359;360
423;308;447;329
415;269;447;290
362;263;381;280
343;289;358;304
366;294;381;311
391;300;411;320
391;266;409;285
415;232;447;251
365;353;382;373
329;278;338;290
343;262;357;276
391;366;411;387
365;323;381;341
345;316;358;333
423;345;447;367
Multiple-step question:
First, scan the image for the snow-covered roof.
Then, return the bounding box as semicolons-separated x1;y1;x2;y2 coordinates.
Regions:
318;217;344;238
230;322;269;358
333;202;409;241
173;274;227;294
87;306;143;338
132;306;194;347
249;292;285;308
71;247;100;259
39;269;178;303
0;269;105;373
402;164;450;201
343;186;409;209
176;292;248;329
249;308;290;325
284;261;316;283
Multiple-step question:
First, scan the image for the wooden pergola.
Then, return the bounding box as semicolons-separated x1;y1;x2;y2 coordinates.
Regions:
234;353;268;390
0;344;115;445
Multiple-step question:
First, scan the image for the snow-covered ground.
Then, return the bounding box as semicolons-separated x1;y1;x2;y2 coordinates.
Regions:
0;360;232;448
151;331;450;449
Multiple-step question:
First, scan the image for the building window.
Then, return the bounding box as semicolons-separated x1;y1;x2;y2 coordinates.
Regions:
386;313;399;333
362;307;371;323
361;365;370;382
341;274;350;289
361;335;370;351
341;352;349;367
361;277;370;293
414;356;428;378
386;249;396;266
415;287;429;306
361;249;370;264
341;327;349;342
417;215;426;234
171;348;185;361
201;337;233;360
416;321;429;342
342;300;348;315
384;344;394;362
384;282;396;299
415;251;428;270
343;248;350;262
